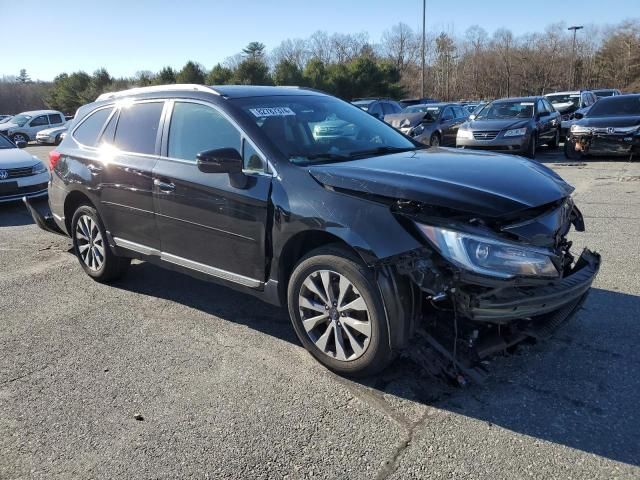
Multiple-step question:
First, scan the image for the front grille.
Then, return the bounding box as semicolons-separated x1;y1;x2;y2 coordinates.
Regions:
0;182;48;197
472;130;500;140
6;166;34;179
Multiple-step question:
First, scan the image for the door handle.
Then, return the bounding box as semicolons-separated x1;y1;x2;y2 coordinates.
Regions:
154;178;175;192
87;163;103;174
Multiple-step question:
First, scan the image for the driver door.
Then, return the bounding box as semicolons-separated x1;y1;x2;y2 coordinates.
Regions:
439;107;458;146
153;100;272;283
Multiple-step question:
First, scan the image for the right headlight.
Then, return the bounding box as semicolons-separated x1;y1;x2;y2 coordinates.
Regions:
415;224;559;279
503;127;527;137
570;125;591;133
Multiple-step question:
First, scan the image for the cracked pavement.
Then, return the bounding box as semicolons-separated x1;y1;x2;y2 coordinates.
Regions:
1;145;639;479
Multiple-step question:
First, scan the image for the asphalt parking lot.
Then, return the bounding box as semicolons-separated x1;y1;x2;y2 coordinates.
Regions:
1;144;639;479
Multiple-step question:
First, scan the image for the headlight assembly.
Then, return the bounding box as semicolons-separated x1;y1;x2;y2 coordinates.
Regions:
503;128;527;137
32;162;47;175
410;124;425;137
457;129;473;140
415;223;559;279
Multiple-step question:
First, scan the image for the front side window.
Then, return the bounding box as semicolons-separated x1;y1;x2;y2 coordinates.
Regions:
232;95;417;165
30;115;49;127
441;107;454;120
73;107;113;146
168;102;241;162
114;102;164;155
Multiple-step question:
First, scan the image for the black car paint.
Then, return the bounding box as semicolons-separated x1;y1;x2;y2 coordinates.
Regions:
42;86;598;357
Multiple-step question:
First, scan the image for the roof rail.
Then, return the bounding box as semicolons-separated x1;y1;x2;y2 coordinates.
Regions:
96;84;218;101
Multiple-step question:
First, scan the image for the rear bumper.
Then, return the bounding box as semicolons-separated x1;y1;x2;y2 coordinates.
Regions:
23;195;67;236
456;249;600;323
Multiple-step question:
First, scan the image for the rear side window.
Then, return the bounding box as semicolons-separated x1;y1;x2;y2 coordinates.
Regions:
73;107;113;146
114;102;164;155
167;102;241;162
48;114;63;124
30;115;49;127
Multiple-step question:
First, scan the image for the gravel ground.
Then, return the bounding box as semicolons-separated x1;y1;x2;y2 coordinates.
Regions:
1;145;638;479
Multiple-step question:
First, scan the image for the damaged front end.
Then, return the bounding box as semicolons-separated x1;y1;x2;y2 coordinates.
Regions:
383;196;600;381
567;125;640;157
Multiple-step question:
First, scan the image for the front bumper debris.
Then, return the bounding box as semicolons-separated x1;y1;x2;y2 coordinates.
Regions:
456;249;600;323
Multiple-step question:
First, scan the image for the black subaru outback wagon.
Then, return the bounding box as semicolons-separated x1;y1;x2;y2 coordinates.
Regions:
27;85;600;377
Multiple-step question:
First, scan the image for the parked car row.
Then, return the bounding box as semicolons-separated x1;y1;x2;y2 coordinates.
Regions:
0;110;73;145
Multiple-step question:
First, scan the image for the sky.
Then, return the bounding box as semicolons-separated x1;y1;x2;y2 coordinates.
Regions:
2;0;639;81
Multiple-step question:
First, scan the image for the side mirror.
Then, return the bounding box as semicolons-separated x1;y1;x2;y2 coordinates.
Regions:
196;148;243;174
573;112;584;120
16;140;27;149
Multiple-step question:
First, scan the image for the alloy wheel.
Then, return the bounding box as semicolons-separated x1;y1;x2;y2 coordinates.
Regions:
12;134;27;143
298;269;371;361
75;214;105;271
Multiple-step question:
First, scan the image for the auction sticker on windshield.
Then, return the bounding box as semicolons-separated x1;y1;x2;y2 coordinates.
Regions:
250;107;296;117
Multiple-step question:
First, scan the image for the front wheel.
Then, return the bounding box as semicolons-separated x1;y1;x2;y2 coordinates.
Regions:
71;205;130;282
11;133;28;144
564;138;584;160
429;133;441;147
548;128;560;149
525;133;537;159
287;245;393;377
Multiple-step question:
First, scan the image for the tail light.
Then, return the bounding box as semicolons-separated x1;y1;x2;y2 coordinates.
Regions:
49;150;61;170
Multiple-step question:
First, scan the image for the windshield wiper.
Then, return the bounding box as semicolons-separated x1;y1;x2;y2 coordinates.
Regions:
289;152;352;164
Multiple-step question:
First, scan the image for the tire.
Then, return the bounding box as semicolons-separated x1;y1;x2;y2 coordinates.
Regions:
71;205;130;282
525;132;537;159
54;134;62;146
287;245;393;377
548;128;560;149
429;133;441;147
11;133;28;144
564;138;583;160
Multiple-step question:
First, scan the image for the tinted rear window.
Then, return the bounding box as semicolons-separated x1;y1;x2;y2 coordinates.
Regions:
73;107;113;146
113;102;164;155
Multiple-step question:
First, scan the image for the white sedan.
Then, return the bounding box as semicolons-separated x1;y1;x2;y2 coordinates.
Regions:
36;123;69;145
0;135;49;203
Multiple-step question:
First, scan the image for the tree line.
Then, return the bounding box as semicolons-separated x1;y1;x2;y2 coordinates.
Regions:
1;19;639;115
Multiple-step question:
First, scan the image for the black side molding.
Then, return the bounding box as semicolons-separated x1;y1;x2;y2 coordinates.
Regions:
22;196;67;236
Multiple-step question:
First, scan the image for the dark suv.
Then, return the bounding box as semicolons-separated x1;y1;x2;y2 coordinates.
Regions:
27;85;600;377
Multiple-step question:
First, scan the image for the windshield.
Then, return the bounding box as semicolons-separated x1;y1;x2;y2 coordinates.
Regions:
476;101;534;119
0;135;16;149
588;96;640;117
10;114;32;127
405;105;442;116
546;94;580;107
233;95;418;165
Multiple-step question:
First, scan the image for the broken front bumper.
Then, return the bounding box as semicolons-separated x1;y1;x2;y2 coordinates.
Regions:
456;249;600;323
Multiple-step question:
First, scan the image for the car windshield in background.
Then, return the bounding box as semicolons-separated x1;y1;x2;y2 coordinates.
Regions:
546;94;580;107
588;95;640;116
475;101;534;119
10;114;31;127
404;105;442;119
0;135;16;149
352;100;373;111
594;90;615;97
233;95;418;164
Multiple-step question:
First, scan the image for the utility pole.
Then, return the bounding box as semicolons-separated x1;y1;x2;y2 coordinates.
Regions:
421;0;426;98
568;25;583;89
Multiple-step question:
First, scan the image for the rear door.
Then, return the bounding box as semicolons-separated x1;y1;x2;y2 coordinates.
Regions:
152;100;272;283
99;100;165;250
439;106;457;145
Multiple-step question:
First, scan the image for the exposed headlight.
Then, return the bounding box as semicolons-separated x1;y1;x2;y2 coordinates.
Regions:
32;162;47;174
416;224;559;279
410;124;425;137
503;128;527;137
457;129;473;140
570;125;591;133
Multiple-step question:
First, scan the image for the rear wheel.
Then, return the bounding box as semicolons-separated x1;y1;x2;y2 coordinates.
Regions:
71;205;130;282
429;133;441;147
54;134;62;146
287;245;393;377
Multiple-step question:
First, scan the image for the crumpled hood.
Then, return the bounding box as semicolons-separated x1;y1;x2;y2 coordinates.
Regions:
466;118;529;131
384;112;428;129
576;115;640;129
0;148;40;169
308;148;573;218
